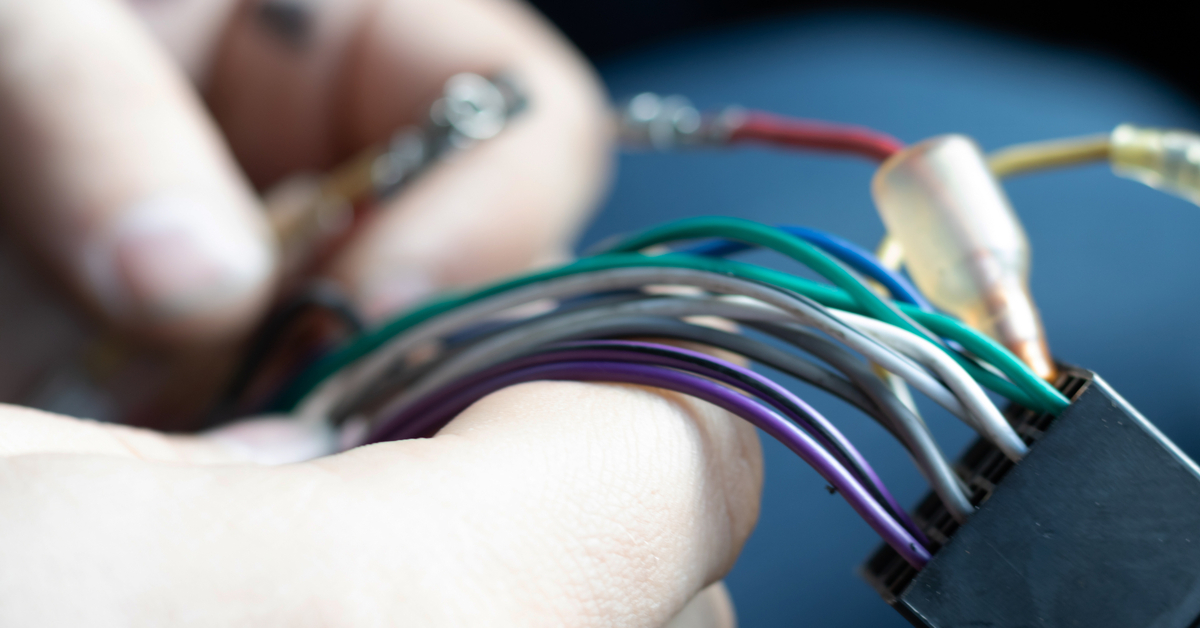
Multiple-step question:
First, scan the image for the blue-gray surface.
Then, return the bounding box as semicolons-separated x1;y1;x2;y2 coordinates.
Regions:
581;13;1200;627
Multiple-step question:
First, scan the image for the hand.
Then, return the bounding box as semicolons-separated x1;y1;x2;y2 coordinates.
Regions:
0;0;764;625
0;0;610;423
0;382;761;627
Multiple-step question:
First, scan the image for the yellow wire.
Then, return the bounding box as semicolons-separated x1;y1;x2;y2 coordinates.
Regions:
875;133;1113;271
986;134;1111;178
873;134;1111;388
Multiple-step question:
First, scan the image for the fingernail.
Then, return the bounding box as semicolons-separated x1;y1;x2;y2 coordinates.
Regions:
84;194;272;324
356;268;435;323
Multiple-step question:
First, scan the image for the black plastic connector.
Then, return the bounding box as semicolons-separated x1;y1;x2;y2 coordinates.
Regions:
861;367;1200;627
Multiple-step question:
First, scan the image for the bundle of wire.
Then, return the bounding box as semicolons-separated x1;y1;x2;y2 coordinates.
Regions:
240;97;1200;575
259;212;1070;571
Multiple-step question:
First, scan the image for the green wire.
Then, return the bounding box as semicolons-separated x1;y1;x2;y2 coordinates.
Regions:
597;216;1065;411
756;262;1060;411
603;216;929;339
663;254;1060;411
274;252;1068;414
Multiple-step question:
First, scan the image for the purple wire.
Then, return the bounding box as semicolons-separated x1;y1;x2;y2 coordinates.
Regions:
372;340;924;545
363;358;932;568
362;341;926;547
547;342;924;544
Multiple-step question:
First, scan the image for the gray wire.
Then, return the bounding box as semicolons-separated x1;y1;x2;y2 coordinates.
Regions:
298;267;968;422
359;293;973;521
569;319;893;427
357;292;972;521
297;274;679;417
328;292;652;422
752;322;975;522
360;297;722;423
335;307;890;431
834;309;1026;462
366;289;962;427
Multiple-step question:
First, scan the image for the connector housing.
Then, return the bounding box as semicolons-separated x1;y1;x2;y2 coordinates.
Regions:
862;368;1200;627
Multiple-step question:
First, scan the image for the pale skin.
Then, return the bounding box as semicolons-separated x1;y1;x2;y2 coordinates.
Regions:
0;0;764;626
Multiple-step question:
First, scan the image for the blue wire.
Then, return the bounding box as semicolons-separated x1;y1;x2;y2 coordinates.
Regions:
682;225;935;311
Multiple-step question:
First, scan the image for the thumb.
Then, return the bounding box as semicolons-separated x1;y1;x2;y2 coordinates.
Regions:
301;381;763;626
0;0;275;342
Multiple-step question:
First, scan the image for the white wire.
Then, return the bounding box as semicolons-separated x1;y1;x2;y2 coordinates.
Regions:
672;299;974;424
296;267;971;423
360;294;975;521
831;309;1027;461
883;371;922;418
368;294;910;428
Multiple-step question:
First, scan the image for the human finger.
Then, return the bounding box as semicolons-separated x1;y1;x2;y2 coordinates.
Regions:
0;380;760;625
0;402;247;463
664;583;739;628
203;0;611;320
0;0;276;342
298;381;762;625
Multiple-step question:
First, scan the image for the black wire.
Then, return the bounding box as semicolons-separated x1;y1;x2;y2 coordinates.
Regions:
205;281;365;427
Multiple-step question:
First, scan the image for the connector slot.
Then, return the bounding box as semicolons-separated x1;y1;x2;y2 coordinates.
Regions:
861;366;1091;603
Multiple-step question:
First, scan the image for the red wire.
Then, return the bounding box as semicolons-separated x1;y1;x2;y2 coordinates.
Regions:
727;111;904;162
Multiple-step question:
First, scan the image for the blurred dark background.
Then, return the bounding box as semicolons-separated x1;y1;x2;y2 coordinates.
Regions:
525;3;1200;627
530;0;1196;105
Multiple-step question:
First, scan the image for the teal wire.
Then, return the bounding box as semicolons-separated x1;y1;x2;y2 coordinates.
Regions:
274;252;1067;414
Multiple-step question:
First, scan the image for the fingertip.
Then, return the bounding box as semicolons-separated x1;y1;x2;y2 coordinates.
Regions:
353;266;435;325
0;0;279;346
81;192;277;342
317;0;615;324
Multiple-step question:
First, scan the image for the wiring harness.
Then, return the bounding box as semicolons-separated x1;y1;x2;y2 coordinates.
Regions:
229;81;1200;584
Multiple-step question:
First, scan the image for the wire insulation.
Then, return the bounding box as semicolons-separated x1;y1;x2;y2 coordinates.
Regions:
682;225;934;311
365;358;932;568
350;268;970;425
600;217;932;343
832;309;1026;461
278;254;1068;415
727;110;905;162
987;134;1111;178
333;307;886;429
350;293;973;522
366;339;926;543
750;321;974;521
